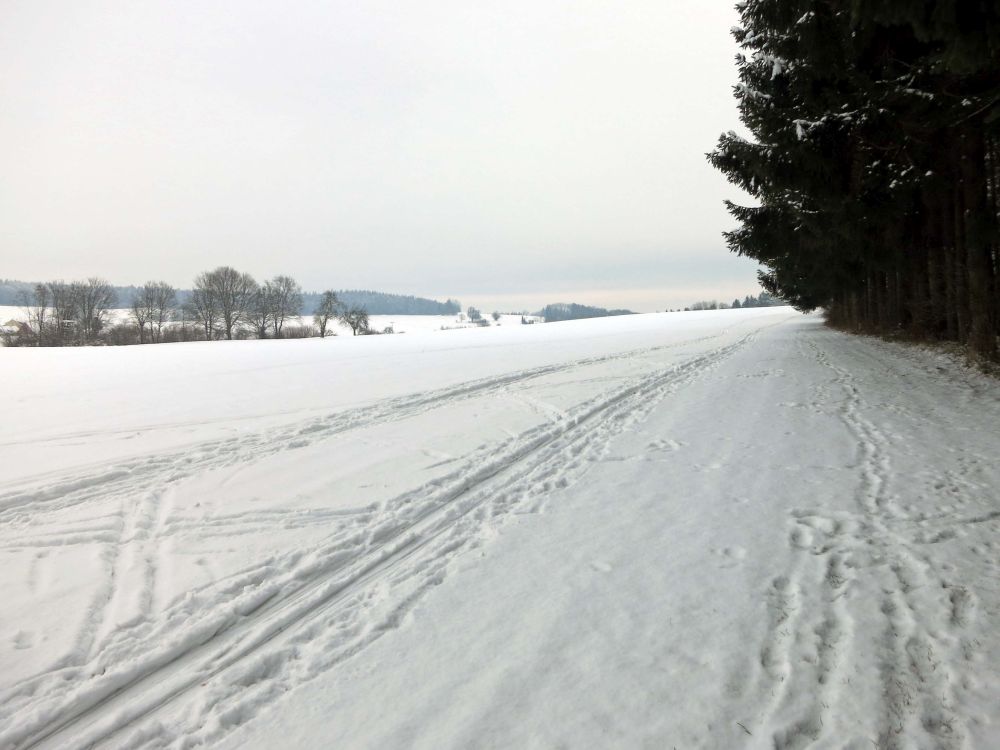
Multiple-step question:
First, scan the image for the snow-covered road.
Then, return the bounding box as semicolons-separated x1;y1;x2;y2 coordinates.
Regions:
2;309;999;749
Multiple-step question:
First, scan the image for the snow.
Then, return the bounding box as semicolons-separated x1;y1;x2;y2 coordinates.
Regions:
2;308;1000;749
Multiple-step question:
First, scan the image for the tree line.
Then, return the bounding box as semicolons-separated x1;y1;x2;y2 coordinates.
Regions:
686;292;783;311
6;267;373;346
1;279;461;317
11;278;117;346
540;303;635;323
709;1;1000;360
310;290;460;315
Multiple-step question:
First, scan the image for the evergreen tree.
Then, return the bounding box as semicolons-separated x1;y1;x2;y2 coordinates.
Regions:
709;0;999;360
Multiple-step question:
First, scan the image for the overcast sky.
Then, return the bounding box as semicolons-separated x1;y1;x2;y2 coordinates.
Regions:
0;0;760;312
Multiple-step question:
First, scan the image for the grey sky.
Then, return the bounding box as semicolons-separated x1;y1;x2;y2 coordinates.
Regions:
0;0;759;312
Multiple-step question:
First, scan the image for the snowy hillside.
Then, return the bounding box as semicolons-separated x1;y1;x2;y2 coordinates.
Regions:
2;308;999;749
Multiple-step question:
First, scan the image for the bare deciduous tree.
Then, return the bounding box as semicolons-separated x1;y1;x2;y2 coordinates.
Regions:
132;281;177;343
130;290;152;343
314;290;340;338
73;278;116;343
202;267;257;340
268;275;303;338
248;282;274;339
190;276;219;340
47;281;75;346
339;305;369;336
17;284;49;345
148;282;176;342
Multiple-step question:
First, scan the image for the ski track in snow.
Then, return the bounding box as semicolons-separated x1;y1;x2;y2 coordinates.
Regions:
0;330;735;679
4;312;999;750
0;322;775;750
0;332;725;673
0;330;731;521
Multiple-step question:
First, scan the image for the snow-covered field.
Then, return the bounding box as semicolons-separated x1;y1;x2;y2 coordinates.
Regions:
2;308;999;749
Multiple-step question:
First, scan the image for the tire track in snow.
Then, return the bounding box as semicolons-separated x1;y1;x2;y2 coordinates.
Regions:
1;326;772;750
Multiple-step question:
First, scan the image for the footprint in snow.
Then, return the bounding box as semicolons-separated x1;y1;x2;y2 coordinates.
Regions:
590;561;612;573
12;630;34;650
711;547;747;568
789;526;814;550
646;438;685;452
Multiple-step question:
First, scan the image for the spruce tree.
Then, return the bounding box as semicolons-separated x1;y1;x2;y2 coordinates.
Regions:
709;0;999;359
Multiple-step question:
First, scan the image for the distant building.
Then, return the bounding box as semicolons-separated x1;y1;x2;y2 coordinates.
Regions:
2;319;30;333
1;319;31;344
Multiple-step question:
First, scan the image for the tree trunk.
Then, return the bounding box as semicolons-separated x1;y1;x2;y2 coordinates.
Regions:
925;189;945;338
908;242;930;338
951;184;970;343
961;126;996;358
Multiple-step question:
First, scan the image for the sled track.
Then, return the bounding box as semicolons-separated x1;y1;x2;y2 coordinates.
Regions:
3;328;765;750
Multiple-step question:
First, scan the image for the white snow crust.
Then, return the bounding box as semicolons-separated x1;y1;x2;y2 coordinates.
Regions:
2;308;999;749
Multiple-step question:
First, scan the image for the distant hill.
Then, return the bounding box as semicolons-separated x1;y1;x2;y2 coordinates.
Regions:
309;290;460;316
0;279;156;308
0;279;460;316
539;303;635;323
0;279;47;306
